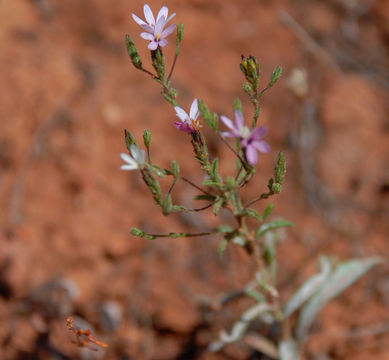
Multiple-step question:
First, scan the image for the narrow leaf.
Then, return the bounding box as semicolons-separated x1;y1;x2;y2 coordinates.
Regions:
262;203;274;221
269;66;282;87
255;219;294;239
212;225;233;233
245;208;262;222
296;257;383;340
279;340;299;360
193;194;216;201
211;158;221;182
213;197;224;216
284;256;332;318
218;239;228;256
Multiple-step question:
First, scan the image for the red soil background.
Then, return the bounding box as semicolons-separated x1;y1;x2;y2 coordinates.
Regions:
0;0;388;359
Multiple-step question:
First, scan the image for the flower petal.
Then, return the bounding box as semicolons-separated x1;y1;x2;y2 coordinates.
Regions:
174;106;189;122
140;32;155;40
159;39;168;47
134;149;146;164
189;98;199;120
132;13;147;26
121;165;136;170
148;41;158;50
166;12;176;23
245;145;258;165
252;140;270;153
143;4;155;26
140;24;154;33
120;152;134;164
221;131;237;138
160;23;176;38
234;110;244;129
156;6;168;22
120;153;138;169
174;121;194;132
220;115;234;130
154;16;166;35
250;126;268;139
129;145;139;159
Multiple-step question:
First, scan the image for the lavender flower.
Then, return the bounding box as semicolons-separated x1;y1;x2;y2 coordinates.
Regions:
132;4;176;50
174;99;201;133
220;110;270;165
120;145;146;171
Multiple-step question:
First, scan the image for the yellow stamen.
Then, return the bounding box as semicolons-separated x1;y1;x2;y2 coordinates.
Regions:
156;33;161;40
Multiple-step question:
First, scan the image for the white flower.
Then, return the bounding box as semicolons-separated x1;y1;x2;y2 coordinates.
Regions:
132;4;176;50
120;145;146;171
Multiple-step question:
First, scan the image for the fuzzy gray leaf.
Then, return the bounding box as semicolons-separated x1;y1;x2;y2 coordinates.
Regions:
283;256;331;318
296;257;383;340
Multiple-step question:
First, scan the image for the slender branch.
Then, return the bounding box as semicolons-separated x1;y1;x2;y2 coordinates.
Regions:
179;176;214;196
167;53;178;83
140;67;159;81
185;201;216;212
146;231;213;239
258;86;270;98
218;133;249;172
244;191;273;207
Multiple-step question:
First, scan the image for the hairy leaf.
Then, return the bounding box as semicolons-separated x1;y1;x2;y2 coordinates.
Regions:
284;256;331;318
296;257;383;340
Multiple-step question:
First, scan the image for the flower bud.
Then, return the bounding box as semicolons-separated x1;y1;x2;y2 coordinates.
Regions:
125;35;142;70
176;23;184;42
131;227;146;237
240;55;260;84
143;129;151;149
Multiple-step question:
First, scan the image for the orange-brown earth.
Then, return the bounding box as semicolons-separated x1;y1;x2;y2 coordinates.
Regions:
0;0;388;359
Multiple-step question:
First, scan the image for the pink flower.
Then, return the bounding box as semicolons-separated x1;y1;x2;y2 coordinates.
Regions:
221;110;270;165
132;4;176;50
174;99;200;133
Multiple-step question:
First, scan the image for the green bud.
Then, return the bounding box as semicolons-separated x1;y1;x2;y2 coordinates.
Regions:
274;151;286;184
143;129;151;149
242;82;251;95
240;55;260;84
161;194;173;215
151;49;165;79
169;87;177;98
124;129;137;152
176;23;184;42
224;176;236;187
233;98;242;112
131;227;146;237
198;99;218;131
271;183;282;193
171;160;180;177
142;168;162;204
269;66;282;87
191;130;212;174
125;34;142;70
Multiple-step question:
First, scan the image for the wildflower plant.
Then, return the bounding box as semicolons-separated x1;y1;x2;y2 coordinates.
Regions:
122;4;382;359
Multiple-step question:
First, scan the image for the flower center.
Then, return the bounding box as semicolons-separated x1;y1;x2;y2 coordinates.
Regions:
240;126;250;139
190;118;202;131
156;33;161;40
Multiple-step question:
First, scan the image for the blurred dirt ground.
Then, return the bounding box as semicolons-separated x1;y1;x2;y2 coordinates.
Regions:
0;0;388;359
